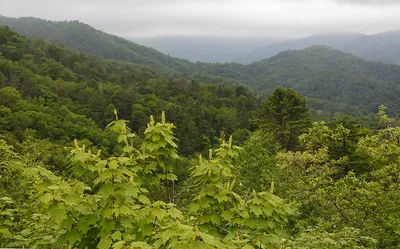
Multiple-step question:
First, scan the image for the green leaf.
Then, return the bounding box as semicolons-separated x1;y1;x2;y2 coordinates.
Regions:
242;245;255;249
209;214;221;225
198;232;217;245
153;208;167;220
39;193;53;204
99;182;114;199
166;173;178;181
112;241;125;249
98;237;112;249
109;159;119;170
138;195;151;204
141;223;153;237
125;183;140;198
159;228;175;244
119;205;131;215
49;202;67;224
221;210;233;220
63;229;82;245
262;204;274;216
0;228;11;237
221;167;232;177
215;193;228;203
168;207;182;219
189;202;200;213
101;219;116;234
249;205;263;216
130;241;153;249
117;135;127;144
111;231;123;241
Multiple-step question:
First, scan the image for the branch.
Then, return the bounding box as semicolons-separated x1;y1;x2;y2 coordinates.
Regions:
333;199;350;223
68;211;79;223
175;181;204;197
174;181;203;204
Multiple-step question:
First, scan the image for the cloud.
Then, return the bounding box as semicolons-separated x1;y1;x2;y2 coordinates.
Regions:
332;0;400;5
1;0;400;38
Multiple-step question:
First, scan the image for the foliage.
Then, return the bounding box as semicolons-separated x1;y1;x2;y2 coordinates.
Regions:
236;130;280;193
0;17;400;249
260;87;310;150
276;106;400;248
0;25;260;156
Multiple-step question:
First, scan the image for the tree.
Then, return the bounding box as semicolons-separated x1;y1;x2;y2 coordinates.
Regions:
260;87;310;151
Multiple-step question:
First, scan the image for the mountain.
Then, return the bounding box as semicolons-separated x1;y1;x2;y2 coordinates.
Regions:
237;33;364;64
343;30;400;65
238;31;400;65
232;46;400;116
132;36;282;63
0;15;205;78
1;15;400;119
0;25;261;155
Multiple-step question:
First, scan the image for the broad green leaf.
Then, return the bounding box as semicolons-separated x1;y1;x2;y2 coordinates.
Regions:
38;193;53;204
98;237;112;249
109;159;119;170
138;195;150;204
141;223;153;237
119;205;131;215
249;205;263;216
111;231;123;241
112;241;125;249
99;182;114;199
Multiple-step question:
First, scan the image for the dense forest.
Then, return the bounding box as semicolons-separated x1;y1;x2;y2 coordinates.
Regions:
1;16;400;123
1;23;400;249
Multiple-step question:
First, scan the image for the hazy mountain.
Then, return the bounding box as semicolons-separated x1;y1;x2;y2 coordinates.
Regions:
342;30;400;65
132;36;283;63
237;33;364;64
1;15;400;118
238;31;400;65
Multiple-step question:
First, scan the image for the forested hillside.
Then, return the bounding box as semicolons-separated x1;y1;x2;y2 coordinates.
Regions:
236;46;400;117
238;31;400;65
2;16;400;121
0;15;209;78
1;22;400;249
0;26;259;156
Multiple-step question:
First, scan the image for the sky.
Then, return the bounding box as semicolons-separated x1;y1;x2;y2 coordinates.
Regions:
1;0;400;38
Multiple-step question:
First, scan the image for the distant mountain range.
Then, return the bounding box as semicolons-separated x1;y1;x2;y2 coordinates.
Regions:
132;36;282;63
2;15;400;66
238;31;400;65
1;15;400;118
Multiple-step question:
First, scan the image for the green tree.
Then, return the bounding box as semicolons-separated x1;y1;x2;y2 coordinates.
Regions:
261;87;310;150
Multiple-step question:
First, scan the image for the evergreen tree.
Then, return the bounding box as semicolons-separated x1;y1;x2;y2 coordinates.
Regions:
261;87;310;150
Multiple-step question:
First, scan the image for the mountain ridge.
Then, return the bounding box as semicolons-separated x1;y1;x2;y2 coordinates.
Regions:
238;31;400;65
1;15;400;119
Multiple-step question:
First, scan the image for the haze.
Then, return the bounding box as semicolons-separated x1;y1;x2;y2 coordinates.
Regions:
1;0;400;38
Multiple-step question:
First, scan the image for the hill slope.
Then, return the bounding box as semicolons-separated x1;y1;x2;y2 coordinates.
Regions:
0;15;205;77
1;16;400;119
235;46;400;116
0;25;261;154
237;33;364;64
239;31;400;65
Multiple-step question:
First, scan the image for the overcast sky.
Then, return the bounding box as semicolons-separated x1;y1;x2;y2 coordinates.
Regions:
1;0;400;38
